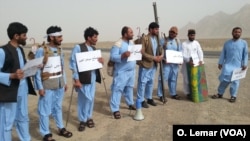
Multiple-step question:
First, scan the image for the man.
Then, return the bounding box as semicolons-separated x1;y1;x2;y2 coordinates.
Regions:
136;22;163;108
212;27;248;103
181;29;208;102
157;26;182;101
0;22;36;141
109;26;136;119
69;27;104;130
34;26;72;141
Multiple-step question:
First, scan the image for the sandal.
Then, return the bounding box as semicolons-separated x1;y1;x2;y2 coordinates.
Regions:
229;96;236;103
58;128;73;138
129;105;136;110
211;94;223;99
78;121;86;131
86;119;95;128
43;133;55;141
113;111;121;119
171;95;181;100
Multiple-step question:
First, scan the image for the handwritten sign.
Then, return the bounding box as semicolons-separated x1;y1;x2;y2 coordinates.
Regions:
191;53;200;67
22;57;44;78
231;67;248;81
43;56;62;79
127;44;142;61
76;50;103;72
165;50;183;64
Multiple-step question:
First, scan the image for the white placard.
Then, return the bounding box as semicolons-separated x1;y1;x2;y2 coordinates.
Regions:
127;44;142;61
231;67;248;81
22;57;44;77
165;50;183;64
76;50;103;72
191;53;200;67
43;56;62;79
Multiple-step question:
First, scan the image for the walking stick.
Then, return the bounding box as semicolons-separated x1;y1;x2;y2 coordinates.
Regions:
99;69;113;117
65;84;74;127
153;2;167;104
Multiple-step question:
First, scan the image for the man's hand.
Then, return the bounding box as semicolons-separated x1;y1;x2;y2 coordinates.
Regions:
38;89;45;96
64;84;68;92
242;66;247;70
74;79;82;89
139;49;143;54
10;69;24;80
199;61;203;65
154;55;163;63
98;57;104;64
218;64;222;70
189;60;194;66
121;51;131;59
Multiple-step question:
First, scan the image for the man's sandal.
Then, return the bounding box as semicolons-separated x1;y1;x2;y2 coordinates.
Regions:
229;96;236;103
43;133;55;141
86;119;95;128
113;111;121;119
211;94;223;99
78;122;86;131
58;128;73;138
171;95;181;100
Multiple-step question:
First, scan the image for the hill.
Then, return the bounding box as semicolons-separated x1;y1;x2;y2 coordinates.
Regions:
178;4;250;39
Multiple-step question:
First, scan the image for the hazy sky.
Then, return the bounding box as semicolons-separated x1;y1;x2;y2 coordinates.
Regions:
0;0;250;44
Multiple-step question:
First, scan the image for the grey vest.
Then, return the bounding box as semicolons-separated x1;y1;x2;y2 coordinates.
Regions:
42;47;65;89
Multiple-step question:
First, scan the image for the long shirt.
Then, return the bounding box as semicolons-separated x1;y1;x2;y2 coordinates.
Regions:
218;38;248;81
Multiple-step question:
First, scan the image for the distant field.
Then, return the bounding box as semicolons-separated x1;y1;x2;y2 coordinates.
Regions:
24;38;250;52
195;38;250;51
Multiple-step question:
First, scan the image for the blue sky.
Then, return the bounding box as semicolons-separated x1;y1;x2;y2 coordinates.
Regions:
0;0;250;44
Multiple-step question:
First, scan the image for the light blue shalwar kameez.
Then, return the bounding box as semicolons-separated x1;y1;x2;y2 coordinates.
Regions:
110;40;136;112
69;44;96;122
0;47;31;141
137;37;158;102
217;39;248;97
157;38;182;97
34;47;66;136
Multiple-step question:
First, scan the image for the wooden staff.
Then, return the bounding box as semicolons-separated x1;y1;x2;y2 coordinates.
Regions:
100;69;113;117
65;84;74;127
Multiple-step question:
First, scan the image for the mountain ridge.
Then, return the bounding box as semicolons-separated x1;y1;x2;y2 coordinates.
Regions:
178;3;250;39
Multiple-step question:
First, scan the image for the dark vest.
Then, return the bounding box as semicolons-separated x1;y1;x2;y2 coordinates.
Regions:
0;43;36;102
78;43;101;84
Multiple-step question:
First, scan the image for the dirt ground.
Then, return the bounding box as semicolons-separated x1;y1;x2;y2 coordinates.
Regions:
12;51;250;141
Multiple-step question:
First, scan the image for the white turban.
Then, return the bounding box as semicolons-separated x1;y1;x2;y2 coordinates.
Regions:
44;32;62;38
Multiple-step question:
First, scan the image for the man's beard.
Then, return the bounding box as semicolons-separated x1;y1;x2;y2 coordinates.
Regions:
18;39;26;46
54;40;61;46
152;32;158;36
189;38;194;41
233;35;240;40
90;40;97;46
127;36;133;40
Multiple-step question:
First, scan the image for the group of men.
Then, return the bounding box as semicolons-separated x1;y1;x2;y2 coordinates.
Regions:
109;23;200;119
108;22;248;119
0;21;248;141
0;22;105;141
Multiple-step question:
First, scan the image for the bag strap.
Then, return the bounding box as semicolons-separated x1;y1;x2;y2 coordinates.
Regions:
163;35;168;50
42;44;62;65
41;44;62;80
163;35;180;51
175;38;180;51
